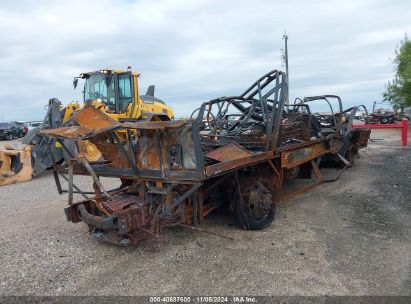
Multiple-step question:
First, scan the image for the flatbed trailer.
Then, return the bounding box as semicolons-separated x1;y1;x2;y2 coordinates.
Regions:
41;70;371;245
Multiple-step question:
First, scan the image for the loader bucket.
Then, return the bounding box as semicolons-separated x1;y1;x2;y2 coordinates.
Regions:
0;145;33;186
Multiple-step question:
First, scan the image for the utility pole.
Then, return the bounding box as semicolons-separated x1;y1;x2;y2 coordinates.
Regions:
282;33;289;108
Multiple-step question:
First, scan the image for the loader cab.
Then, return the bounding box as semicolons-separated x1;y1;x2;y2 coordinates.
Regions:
79;69;135;115
72;68;174;122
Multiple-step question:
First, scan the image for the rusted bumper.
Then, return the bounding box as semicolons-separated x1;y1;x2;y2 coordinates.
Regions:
65;203;120;232
65;196;154;244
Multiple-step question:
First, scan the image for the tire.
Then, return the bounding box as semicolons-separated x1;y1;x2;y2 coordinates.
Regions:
235;177;276;230
18;132;23;138
9;133;13;140
62;139;79;164
380;117;388;124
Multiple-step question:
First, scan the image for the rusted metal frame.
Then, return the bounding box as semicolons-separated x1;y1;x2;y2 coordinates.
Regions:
61;189;94;196
323;97;337;128
257;82;267;124
276;136;327;153
202;204;218;218
202;174;232;201
267;159;280;178
160;183;202;218
261;78;282;101
233;101;259;135
270;73;287;152
110;132;138;174
204;141;252;162
76;204;118;230
280;159;324;202
205;151;273;177
199;96;269;136
191;120;206;179
230;98;268;122
192;193;199;227
126;129;136;166
310;159;324;182
195;102;207;127
302;95;342;134
64;165;204;181
240;70;278;99
303;95;342;116
77;157;111;199
154;129;165;177
323;96;340;134
136;168;203;181
50;139;90;201
231;99;260;128
266;73;280;150
212;101;231;131
198;190;205;223
280;143;329;169
58;172;90;199
68;159;74;205
52;163;63;194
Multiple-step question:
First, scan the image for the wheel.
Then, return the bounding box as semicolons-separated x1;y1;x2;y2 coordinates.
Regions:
235;176;276;230
18;131;23;138
77;140;103;162
9;133;13;140
61;139;79;164
380;117;388;124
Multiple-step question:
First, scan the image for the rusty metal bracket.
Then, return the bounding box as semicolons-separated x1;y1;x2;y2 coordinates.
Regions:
280;159;324;202
160;183;202;218
77;157;111;200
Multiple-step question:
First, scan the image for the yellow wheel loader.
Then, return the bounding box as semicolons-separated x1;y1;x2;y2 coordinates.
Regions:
0;68;174;186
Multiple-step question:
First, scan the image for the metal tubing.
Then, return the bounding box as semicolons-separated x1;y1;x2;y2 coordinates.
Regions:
78;158;111;199
68;159;74;205
161;183;201;217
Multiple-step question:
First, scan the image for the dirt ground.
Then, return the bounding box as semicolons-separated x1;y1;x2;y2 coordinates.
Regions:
0;129;410;296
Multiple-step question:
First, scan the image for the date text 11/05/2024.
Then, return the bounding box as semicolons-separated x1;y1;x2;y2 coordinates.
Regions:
149;296;257;303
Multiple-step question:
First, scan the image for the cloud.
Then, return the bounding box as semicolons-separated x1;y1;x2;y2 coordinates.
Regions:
0;0;410;121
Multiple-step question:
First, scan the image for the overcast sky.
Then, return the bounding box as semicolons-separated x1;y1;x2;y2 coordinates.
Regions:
0;0;410;121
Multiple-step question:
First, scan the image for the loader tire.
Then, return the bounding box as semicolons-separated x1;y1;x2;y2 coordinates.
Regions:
62;140;103;164
62;139;79;164
235;177;276;230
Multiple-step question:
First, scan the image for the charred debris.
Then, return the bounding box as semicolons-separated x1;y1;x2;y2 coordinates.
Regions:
40;70;371;245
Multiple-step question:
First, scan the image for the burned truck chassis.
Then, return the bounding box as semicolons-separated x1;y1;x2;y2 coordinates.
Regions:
42;70;371;245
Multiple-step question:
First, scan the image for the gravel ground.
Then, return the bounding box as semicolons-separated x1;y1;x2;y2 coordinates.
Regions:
0;129;410;296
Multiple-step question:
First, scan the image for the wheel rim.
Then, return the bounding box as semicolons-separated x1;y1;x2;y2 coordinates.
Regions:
78;140;102;162
244;180;273;221
235;175;276;230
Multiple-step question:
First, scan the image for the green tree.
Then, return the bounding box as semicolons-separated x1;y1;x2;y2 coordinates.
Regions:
383;34;411;112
